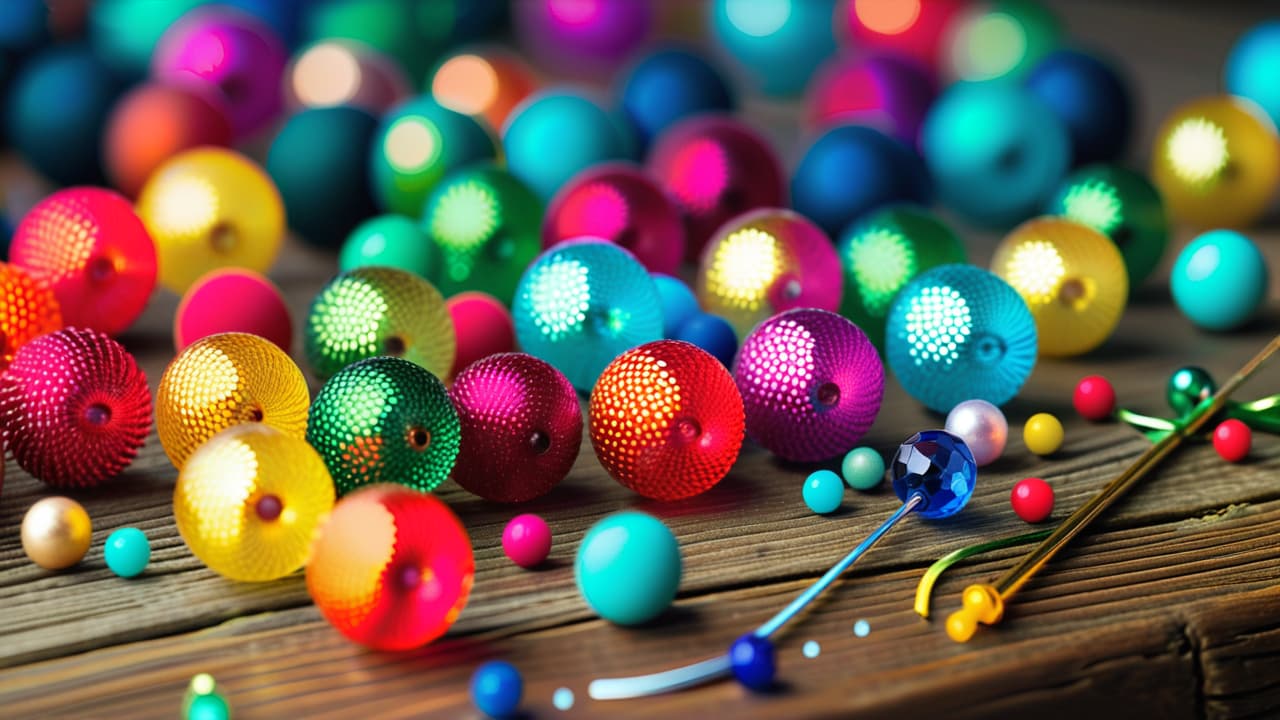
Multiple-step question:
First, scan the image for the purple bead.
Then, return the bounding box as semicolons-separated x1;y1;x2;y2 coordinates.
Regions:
733;309;884;462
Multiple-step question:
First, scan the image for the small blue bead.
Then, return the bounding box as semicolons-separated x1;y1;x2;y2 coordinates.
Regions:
803;470;844;515
729;634;776;691
890;430;977;519
673;313;738;367
104;527;151;578
652;274;700;338
470;660;523;718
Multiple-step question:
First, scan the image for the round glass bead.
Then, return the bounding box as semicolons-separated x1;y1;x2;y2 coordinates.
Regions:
104;527;151;578
1073;375;1116;421
1167;367;1214;417
502;514;552;569
841;447;885;491
729;633;776;692
471;660;524;719
1011;477;1054;523
575;511;681;626
1213;419;1251;463
1023;413;1065;456
803;470;845;515
890;429;977;519
1171;229;1268;331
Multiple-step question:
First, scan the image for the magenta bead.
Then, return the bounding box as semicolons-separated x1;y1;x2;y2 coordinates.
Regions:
806;53;936;147
514;0;654;77
647;116;787;261
152;8;287;137
734;309;884;462
503;513;552;568
544;163;685;275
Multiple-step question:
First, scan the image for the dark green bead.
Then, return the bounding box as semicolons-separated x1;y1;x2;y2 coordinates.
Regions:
1046;164;1168;287
339;214;441;281
307;357;460;495
1167;366;1215;417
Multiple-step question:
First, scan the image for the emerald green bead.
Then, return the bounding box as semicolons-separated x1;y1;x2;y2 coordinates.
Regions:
307;357;460;495
1046;164;1168;287
340;214;440;281
1167;366;1215;418
837;205;966;351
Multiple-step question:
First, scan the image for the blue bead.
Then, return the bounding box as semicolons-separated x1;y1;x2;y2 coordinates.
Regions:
1026;50;1132;166
729;633;776;691
470;660;523;718
185;692;230;720
104;527;151;578
791;125;932;238
673;313;738;368
1226;21;1280;130
802;470;844;515
0;0;48;54
891;430;977;520
503;90;631;201
619;48;735;151
575;512;682;625
652;273;700;338
710;0;837;96
1171;230;1268;332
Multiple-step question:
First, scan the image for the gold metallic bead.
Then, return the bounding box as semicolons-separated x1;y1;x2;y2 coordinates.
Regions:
21;497;92;570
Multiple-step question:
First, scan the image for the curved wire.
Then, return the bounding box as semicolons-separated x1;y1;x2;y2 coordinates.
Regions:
913;530;1051;618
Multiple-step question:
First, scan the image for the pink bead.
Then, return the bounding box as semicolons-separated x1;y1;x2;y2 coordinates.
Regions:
503;514;552;568
446;292;516;379
1011;478;1054;523
1212;419;1251;463
806;53;935;146
175;268;292;353
1073;375;1116;421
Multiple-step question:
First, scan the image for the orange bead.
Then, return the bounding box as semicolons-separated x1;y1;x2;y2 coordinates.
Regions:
0;262;62;371
431;47;539;133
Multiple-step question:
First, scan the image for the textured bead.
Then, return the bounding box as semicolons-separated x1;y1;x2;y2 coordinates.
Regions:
449;353;582;503
1;328;150;487
890;429;977;520
304;266;455;380
0;262;62;371
156;332;310;469
307;357;460;496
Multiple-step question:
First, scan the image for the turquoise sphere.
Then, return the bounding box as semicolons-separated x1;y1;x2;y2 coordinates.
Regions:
340;215;440;281
1171;230;1268;332
104;527;151;578
841;447;885;491
1226;21;1280;130
502;90;631;201
710;0;837;96
803;470;844;514
575;511;682;626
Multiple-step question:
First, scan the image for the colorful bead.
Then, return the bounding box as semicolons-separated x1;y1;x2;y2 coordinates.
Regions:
710;0;837;95
1011;477;1054;523
1;328;151;487
175;268;292;353
1167;367;1214;417
307;485;474;650
944;399;1009;467
502;514;551;571
735;309;884;462
103;81;233;197
803;470;845;515
307;357;460;496
1026;49;1133;166
1023;413;1065;456
185;693;231;720
1225;21;1280;129
729;634;776;692
471;661;524;719
21;497;92;570
157;332;309;468
339;215;439;281
618;47;734;150
514;0;653;77
1213;419;1251;463
304;266;455;380
502;91;630;201
841;0;964;73
286;40;410;114
446;292;515;379
104;527;151;578
943;0;1061;82
1171;229;1268;331
673;313;739;368
0;262;62;371
841;447;885;491
575;512;681;625
10;187;156;336
175;424;335;582
590;340;744;501
431;47;537;131
891;430;977;520
1045;165;1168;287
450;354;582;503
1073;375;1116;421
806;53;935;147
653;274;700;338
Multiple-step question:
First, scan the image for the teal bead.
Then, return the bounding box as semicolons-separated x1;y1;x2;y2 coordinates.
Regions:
185;692;231;720
1171;229;1268;332
803;470;844;514
575;512;681;626
104;527;151;578
501;91;630;201
340;215;440;282
841;447;885;491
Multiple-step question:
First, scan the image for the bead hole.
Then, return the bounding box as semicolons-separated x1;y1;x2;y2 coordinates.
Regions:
255;494;283;522
383;335;406;356
88;255;116;283
210;222;238;254
408;426;431;451
84;403;112;426
528;430;551;455
816;382;841;408
248;405;264;422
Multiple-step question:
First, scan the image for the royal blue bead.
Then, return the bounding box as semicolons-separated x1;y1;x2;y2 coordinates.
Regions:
470;660;524;718
673;313;738;368
729;633;776;691
620;48;735;151
890;430;977;520
652;273;700;338
1026;49;1132;166
104;527;151;578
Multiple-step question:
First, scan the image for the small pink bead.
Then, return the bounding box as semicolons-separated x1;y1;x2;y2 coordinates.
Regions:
502;514;552;569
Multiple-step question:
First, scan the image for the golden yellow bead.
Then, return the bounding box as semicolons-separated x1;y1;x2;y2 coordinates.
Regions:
21;497;92;570
1023;412;1064;456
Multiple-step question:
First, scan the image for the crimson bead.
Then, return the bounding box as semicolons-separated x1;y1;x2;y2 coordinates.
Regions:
1010;478;1054;523
1073;375;1115;421
1212;419;1251;463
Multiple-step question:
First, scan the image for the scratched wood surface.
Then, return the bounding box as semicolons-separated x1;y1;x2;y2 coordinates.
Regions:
2;1;1280;718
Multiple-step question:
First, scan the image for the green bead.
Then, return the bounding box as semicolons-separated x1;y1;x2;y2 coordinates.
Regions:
307;357;460;495
421;164;544;304
90;0;211;77
104;527;150;578
1167;366;1215;417
1046;164;1168;287
841;446;886;491
185;692;231;720
304;0;451;82
837;205;966;351
340;214;441;281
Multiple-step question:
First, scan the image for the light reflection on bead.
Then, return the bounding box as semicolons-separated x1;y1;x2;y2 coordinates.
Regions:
944;399;1008;467
1046;165;1168;287
0;262;62;371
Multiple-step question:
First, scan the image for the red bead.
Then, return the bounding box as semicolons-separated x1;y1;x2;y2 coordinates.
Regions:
1212;419;1251;463
1010;478;1054;523
1073;375;1116;421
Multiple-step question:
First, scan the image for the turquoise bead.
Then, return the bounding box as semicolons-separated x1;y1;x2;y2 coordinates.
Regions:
841;447;885;491
1171;230;1268;332
575;512;681;625
803;470;844;514
104;527;150;578
185;692;230;720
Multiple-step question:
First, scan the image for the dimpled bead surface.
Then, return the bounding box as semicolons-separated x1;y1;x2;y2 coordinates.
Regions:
1045;165;1168;287
421;164;543;305
837;205;966;350
885;264;1038;413
305;267;455;380
891;430;977;519
513;240;663;392
697;208;843;338
1;328;151;488
590;340;745;500
137;147;284;294
992;217;1128;357
0;263;62;371
449;353;582;503
175;424;335;582
307;357;460;496
734;309;884;462
11;187;156;336
306;484;474;651
157;332;310;469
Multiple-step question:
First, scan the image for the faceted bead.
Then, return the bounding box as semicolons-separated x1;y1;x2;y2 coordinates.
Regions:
890;429;977;519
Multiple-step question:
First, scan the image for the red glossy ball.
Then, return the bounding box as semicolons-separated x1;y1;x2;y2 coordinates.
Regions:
10;187;157;336
449;353;583;502
590;340;745;501
543;163;685;275
175;268;293;353
1212;419;1251;463
0;328;152;487
1011;477;1054;523
446;291;515;379
1073;375;1116;422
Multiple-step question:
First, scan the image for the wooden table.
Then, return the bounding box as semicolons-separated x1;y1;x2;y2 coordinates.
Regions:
2;1;1279;717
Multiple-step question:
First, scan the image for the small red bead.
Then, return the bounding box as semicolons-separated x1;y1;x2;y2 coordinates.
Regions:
1073;375;1116;421
1011;478;1054;523
1212;419;1251;463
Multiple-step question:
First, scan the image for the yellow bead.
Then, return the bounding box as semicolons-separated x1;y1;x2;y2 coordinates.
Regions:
157;332;310;469
1023;412;1064;455
174;424;335;582
21;497;92;570
1151;95;1280;229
